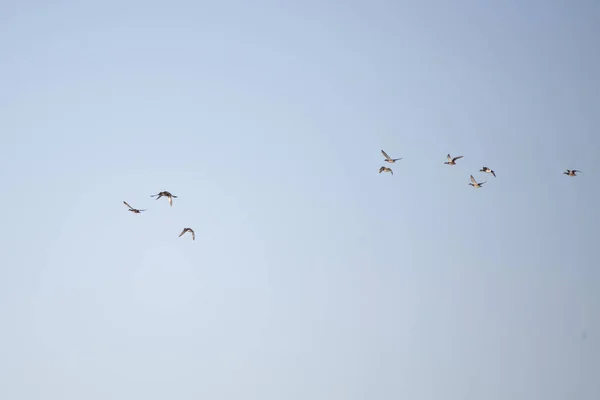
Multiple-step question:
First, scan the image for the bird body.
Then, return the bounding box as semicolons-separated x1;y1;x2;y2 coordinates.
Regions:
381;149;402;163
480;167;496;177
179;227;195;240
123;201;146;213
379;166;393;175
468;174;486;188
151;191;178;206
445;154;464;165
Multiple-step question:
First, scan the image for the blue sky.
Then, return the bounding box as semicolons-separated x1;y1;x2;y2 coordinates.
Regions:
1;0;598;399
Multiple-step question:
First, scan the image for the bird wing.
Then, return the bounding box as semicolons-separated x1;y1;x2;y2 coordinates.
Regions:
470;175;477;184
179;229;187;237
123;201;133;209
393;157;403;161
447;154;452;161
491;171;496;177
168;196;173;206
453;156;464;161
379;167;384;173
191;230;195;241
381;150;391;160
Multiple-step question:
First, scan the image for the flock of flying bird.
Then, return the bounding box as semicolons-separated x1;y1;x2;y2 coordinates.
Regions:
120;152;582;242
122;191;195;241
378;149;582;186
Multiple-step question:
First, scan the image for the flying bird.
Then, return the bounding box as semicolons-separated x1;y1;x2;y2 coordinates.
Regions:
178;227;195;241
123;201;146;213
480;167;496;177
563;169;581;176
469;174;486;188
381;149;402;163
445;154;464;165
151;191;178;206
379;166;393;175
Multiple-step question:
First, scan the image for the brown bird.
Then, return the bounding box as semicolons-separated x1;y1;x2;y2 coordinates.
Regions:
381;149;402;163
379;166;393;175
123;201;146;213
468;174;486;188
563;169;581;176
151;191;178;206
444;154;464;165
178;227;195;241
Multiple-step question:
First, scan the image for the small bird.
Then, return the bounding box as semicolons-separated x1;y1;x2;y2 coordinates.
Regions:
379;166;393;175
480;167;496;177
563;169;581;176
151;191;178;206
469;174;486;188
123;201;146;213
445;154;464;165
178;227;195;241
381;149;402;163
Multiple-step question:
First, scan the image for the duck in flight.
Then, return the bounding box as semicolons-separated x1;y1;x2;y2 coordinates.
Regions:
480;167;496;177
151;191;178;206
445;154;464;165
123;201;146;214
563;169;581;176
469;174;486;188
381;149;402;163
178;227;195;241
379;166;393;175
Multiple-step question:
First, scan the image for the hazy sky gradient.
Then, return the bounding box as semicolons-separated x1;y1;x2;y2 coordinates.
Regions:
1;1;599;399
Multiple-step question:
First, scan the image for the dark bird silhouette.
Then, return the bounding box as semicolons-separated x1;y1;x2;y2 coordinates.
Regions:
563;169;581;176
151;191;178;206
178;227;195;241
480;167;496;177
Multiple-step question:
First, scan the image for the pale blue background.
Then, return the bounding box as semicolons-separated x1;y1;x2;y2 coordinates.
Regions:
1;1;598;399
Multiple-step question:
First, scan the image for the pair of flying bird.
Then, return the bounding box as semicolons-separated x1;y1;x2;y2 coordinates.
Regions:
123;191;195;240
378;149;402;175
123;191;177;212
